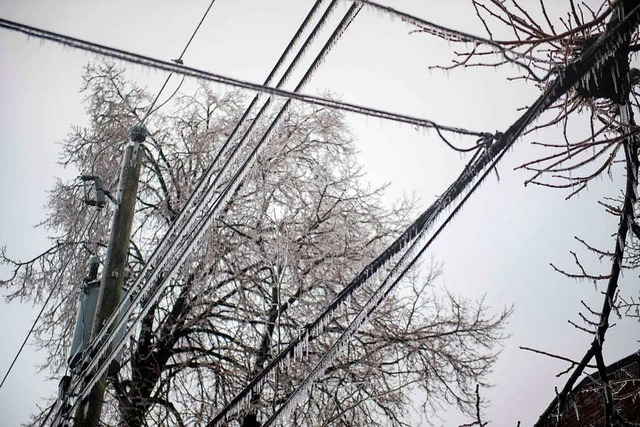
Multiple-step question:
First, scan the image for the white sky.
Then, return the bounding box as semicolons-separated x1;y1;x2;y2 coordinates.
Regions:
0;0;638;426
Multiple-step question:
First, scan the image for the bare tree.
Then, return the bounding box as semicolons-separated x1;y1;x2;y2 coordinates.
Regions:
1;63;510;426
415;0;640;425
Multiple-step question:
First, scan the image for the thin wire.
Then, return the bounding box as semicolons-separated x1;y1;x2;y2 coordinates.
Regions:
177;0;217;60
0;16;486;137
146;75;186;119
140;0;218;123
0;209;100;389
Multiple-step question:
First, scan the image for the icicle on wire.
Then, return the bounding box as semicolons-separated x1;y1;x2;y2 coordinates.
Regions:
351;0;560;81
65;0;335;389
0;17;484;137
70;0;355;400
50;5;363;424
270;8;640;419
207;8;640;423
46;3;640;425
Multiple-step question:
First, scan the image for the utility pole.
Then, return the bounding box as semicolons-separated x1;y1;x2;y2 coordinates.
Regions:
75;125;147;427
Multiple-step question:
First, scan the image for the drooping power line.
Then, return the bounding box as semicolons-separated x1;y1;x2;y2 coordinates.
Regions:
208;4;640;423
0;16;486;138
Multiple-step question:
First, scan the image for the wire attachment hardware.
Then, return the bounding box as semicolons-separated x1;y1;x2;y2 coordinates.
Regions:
80;175;107;208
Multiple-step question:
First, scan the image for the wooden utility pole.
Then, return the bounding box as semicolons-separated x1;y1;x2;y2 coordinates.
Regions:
75;125;147;427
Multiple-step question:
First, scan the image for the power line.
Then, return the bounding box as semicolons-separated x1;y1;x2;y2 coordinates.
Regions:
206;3;640;423
176;0;218;61
351;0;559;82
0;16;486;137
142;0;218;123
45;1;357;424
72;2;363;415
0;209;100;389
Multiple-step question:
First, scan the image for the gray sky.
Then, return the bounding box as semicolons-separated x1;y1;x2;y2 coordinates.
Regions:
0;0;638;426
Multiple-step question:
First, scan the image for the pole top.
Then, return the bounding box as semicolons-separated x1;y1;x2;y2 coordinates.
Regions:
129;124;148;143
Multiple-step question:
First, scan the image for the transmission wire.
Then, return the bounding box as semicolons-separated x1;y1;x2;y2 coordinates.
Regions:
0;209;100;389
69;4;361;417
207;3;640;423
0;16;486;137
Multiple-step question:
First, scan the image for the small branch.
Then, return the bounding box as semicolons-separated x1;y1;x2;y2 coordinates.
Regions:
519;346;597;369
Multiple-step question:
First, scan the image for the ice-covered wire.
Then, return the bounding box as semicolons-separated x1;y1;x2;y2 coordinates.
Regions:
0;17;485;137
0;208;99;390
140;0;218;124
45;3;361;425
207;5;640;423
71;0;341;396
351;0;557;82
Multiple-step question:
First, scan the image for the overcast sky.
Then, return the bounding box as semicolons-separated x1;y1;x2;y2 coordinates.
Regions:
0;0;638;426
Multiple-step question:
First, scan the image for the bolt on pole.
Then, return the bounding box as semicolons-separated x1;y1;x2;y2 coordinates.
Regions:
75;125;147;427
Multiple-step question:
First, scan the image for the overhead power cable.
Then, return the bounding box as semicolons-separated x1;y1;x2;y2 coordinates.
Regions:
0;209;99;389
351;0;555;81
141;0;218;123
0;16;485;137
208;4;640;424
44;1;360;425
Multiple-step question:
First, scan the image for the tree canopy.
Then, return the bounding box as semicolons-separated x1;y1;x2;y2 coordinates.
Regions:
1;63;510;427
